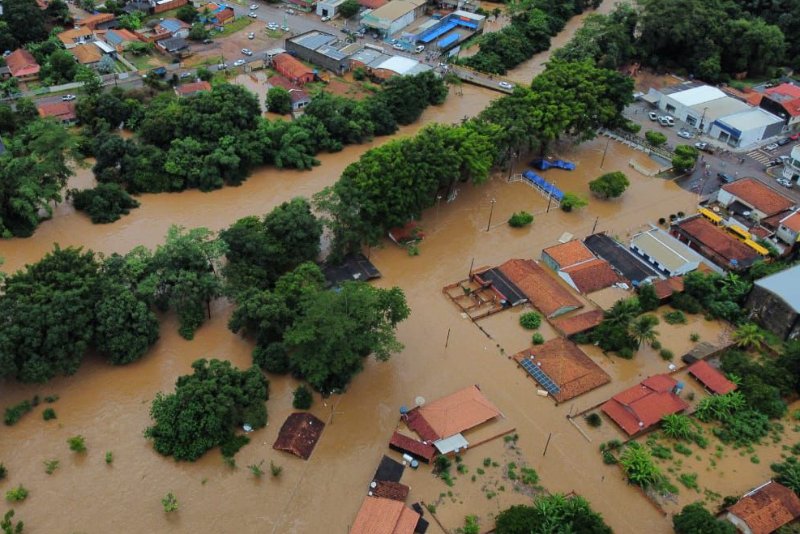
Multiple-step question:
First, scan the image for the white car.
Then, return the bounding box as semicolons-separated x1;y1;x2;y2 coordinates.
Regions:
267;22;279;29
648;111;658;121
777;178;793;188
248;32;255;39
218;63;228;70
282;25;289;31
248;12;258;18
233;59;246;67
677;130;693;139
498;81;513;90
61;94;76;101
321;15;330;21
392;43;404;50
415;45;425;53
241;48;253;56
765;143;779;151
249;3;258;8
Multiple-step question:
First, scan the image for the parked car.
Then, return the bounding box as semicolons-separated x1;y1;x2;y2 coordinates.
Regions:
179;72;192;79
61;94;76;101
677;129;693;139
267;22;279;29
498;81;514;90
765;143;779;151
717;172;735;183
648;111;658;121
248;32;255;39
248;12;258;18
241;48;253;56
233;59;246;67
658;116;670;126
321;15;330;21
202;38;213;44
665;116;675;126
766;159;782;168
392;43;404;50
694;141;714;153
218;63;228;70
777;178;793;188
778;137;792;146
249;3;258;8
286;8;295;14
415;45;425;53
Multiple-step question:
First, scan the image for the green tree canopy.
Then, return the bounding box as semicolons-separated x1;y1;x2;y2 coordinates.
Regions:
673;502;736;534
338;0;361;18
495;494;612;534
145;359;269;461
589;171;630;199
267;87;292;115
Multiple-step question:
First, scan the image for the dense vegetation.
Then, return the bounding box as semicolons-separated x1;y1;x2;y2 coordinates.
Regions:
673;502;736;534
463;0;601;73
494;494;611;533
589;171;630;199
556;0;795;82
145;359;268;461
71;183;140;223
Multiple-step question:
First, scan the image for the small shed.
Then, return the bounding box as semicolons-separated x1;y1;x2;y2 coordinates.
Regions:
389;431;435;463
688;360;737;395
433;433;468;455
273;412;325;460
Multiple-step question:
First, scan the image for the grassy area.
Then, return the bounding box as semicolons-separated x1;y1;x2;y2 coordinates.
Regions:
265;29;284;39
214;17;253;37
144;7;182;22
113;60;130;73
188;55;224;68
125;53;166;71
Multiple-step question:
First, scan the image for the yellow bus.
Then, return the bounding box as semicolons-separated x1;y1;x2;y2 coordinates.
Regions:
725;224;751;241
743;238;770;256
698;207;722;225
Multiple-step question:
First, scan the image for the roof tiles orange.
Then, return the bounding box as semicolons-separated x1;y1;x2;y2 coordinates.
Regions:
601;375;688;435
513;337;610;402
498;259;583;318
408;385;501;441
5;49;40;78
780;211;800;233
350;496;420;534
550;309;604;336
561;258;622;294
543;240;596;268
728;481;800;534
722;178;795;217
674;216;759;266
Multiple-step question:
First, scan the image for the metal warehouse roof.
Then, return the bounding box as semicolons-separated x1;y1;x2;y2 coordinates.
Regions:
718;108;784;131
291;31;338;51
671;85;727;107
754;264;800;313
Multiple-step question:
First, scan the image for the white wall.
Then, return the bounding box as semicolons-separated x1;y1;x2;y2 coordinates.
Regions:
388;9;416;34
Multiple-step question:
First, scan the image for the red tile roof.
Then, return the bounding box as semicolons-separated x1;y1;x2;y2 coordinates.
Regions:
273;53;314;82
601;375;688;435
371;481;410;502
175;81;212;96
722;178;795;217
389;431;436;462
561;258;622;294
780;211;800;233
350;496;420;534
675;217;759;266
651;277;684;300
407;385;501;441
688;360;737;395
36;101;76;121
273;412;325;460
358;0;386;7
77;12;115;28
513;337;610;402
5;49;40;78
550;309;604;336
71;43;102;64
728;481;800;534
766;83;800;99
498;259;583;318
543;240;596;268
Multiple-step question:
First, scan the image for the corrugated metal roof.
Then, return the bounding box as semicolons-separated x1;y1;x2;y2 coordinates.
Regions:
755;264;800;313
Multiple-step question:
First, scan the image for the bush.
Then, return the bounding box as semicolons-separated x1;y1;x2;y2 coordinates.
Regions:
690;332;700;342
43;459;59;475
560;192;588;212
508;211;534;228
270;460;283;477
162;492;179;512
71;183;140;224
353;67;367;81
663;310;687;325
586;413;602;427
622;120;641;134
5;485;28;502
105;451;113;464
68;435;87;453
519;311;542;330
292;385;313;410
645;131;667;146
42;408;56;421
434;455;452;474
672;293;703;314
220;435;250;457
4;400;32;426
0;464;6;480
659;349;674;361
618;347;634;359
589;171;630;199
532;333;545;345
266;87;292;115
253;343;290;374
651;340;662;350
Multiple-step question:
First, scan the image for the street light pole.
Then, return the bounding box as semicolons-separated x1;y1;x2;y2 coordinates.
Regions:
600;137;611;169
486;198;496;231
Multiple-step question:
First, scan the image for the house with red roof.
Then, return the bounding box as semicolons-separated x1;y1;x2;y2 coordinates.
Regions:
726;481;800;534
601;375;689;436
175;81;212;97
267;75;312;111
759;83;800;129
550;309;604;337
350;496;422;534
716;177;795;221
776;210;800;246
404;385;501;444
672;215;760;271
5;49;40;81
76;12;116;30
388;431;435;463
541;240;623;294
272;53;315;85
688;360;737;395
36;101;77;125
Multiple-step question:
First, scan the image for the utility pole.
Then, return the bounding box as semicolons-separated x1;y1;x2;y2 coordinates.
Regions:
592;216;599;234
486;198;496;231
600;137;611;169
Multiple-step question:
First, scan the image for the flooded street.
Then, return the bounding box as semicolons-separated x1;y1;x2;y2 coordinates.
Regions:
0;7;714;531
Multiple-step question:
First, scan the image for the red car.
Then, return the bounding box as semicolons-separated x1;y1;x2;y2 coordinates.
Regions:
790;133;800;141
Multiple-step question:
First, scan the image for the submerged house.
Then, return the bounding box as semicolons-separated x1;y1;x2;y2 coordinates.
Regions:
272;412;325;460
601;375;689;436
726;481;800;534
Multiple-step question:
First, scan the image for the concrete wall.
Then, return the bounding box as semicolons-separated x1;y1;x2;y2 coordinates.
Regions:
747;285;800;341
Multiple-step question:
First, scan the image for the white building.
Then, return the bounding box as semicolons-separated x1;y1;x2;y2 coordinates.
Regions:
776;210;800;245
708;107;784;148
783;144;800;182
644;82;749;131
360;0;426;36
630;226;708;276
316;0;347;18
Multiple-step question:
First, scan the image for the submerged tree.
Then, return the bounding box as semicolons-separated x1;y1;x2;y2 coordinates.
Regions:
495;494;612;534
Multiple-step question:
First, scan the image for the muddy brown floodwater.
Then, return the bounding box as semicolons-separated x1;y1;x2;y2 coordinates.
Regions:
0;10;706;532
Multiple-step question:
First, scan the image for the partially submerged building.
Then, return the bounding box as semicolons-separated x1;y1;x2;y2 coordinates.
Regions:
584;233;660;285
687;360;737;395
513;337;610;402
671;216;760;271
747;264;800;341
550;309;605;338
285;30;361;75
601;375;689;436
630;225;709;276
726;481;800;534
360;0;426;36
716;178;795;221
350;496;424;534
272;412;325;460
541;240;623;294
272;53;315;84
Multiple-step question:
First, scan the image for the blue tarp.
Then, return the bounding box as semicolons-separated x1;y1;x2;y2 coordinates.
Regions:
419;20;457;43
437;32;460;49
522;170;564;201
454;19;478;29
530;158;576;171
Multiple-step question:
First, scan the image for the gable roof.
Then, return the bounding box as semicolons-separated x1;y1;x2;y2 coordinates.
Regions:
272;412;325;460
651;277;684;300
674;216;759;267
766;83;800;99
513;337;610;402
728;481;800;534
550;309;605;337
71;43;103;64
389;431;436;462
105;28;140;46
721;178;795;216
350;496;420;534
688;360;737;395
36;101;77;121
157;18;189;33
543;240;596;268
584;233;660;284
561;258;622;294
58;27;94;45
77;12;115;27
273;53;314;79
631;226;707;274
407;385;501;441
601;375;688;435
5;49;40;77
780;211;800;233
498;259;583;318
176;81;212;96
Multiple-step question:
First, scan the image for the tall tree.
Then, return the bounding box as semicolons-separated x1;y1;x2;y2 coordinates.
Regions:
495;494;612;534
673;503;736;534
0;0;47;45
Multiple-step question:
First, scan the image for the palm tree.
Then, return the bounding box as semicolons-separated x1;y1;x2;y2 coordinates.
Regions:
628;315;660;348
605;297;641;327
733;323;766;350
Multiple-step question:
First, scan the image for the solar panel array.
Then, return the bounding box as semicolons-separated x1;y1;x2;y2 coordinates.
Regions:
518;358;561;395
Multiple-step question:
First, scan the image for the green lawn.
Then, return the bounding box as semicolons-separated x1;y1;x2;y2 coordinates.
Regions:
214;17;253;37
144;7;182;22
125;52;167;71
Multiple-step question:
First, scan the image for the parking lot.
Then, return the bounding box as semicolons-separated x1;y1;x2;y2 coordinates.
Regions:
623;100;800;204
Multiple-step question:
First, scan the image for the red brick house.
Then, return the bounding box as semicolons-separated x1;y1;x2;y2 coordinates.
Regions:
272;53;315;85
5;49;41;81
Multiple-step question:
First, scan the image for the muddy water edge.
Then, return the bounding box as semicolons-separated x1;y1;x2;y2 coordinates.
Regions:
0;18;700;534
